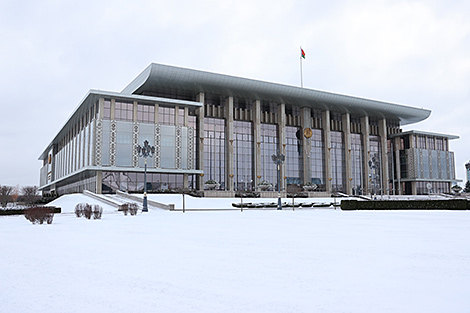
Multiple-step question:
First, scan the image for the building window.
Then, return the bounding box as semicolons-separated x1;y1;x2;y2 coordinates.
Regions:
103;99;111;120
102;171;191;193
310;129;325;190
369;135;382;194
137;104;155;123
260;124;278;187
426;137;435;150
160;125;176;169
159;106;175;125
178;108;184;125
331;131;344;192
115;122;133;167
351;134;363;195
204;118;225;188
436;138;444;151
115;101;133;121
234;121;253;191
417;135;426;149
285;126;303;187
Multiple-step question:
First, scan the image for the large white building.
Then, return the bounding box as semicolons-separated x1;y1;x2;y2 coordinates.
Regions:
38;63;458;196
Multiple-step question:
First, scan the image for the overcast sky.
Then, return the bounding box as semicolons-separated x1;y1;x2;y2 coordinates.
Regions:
1;0;469;188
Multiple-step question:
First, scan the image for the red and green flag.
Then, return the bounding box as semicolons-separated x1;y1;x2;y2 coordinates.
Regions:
301;48;306;59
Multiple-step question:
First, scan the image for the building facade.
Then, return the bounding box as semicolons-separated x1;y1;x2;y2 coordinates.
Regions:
388;131;457;195
39;63;458;196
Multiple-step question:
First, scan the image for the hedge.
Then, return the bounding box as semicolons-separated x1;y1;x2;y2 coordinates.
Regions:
341;199;470;210
0;206;61;216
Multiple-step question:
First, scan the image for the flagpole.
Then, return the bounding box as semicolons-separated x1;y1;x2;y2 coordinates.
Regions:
300;46;303;88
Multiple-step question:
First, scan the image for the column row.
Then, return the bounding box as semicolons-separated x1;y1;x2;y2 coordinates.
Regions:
196;93;390;195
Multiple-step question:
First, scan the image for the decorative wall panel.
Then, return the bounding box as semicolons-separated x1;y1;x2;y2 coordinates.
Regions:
188;126;194;170
176;125;182;169
155;124;161;168
95;118;102;166
407;149;416;179
110;121;117;166
132;122;139;167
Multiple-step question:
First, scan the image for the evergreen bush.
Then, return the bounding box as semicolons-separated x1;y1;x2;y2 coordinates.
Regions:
341;199;470;210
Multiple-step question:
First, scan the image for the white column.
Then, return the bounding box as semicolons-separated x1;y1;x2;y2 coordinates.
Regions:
196;93;205;190
378;119;389;195
225;97;234;191
322;110;332;193
278;103;286;191
253;100;261;187
183;106;189;189
361;116;371;194
342;113;352;194
394;137;402;195
302;107;312;184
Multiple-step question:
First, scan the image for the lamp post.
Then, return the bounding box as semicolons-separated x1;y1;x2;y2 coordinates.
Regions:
137;140;155;212
271;148;285;210
368;154;377;198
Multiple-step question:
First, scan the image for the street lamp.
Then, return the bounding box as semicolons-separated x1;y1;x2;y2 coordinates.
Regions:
368;154;377;198
271;148;285;210
137;140;155;212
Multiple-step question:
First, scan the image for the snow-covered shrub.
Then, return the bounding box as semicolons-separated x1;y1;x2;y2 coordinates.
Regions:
119;203;129;215
24;206;54;224
93;205;103;219
119;203;138;216
257;180;272;191
83;204;93;220
128;203;138;216
75;203;102;220
204;180;219;190
75;203;85;218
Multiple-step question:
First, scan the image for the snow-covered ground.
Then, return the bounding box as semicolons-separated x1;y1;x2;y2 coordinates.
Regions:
1;194;469;312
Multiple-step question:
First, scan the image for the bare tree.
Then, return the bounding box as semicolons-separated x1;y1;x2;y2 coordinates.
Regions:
0;185;14;208
21;186;39;206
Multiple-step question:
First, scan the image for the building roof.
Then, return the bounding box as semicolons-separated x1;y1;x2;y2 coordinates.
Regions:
389;130;459;140
122;63;431;125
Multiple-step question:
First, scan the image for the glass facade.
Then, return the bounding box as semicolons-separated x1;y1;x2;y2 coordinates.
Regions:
351;134;363;195
413;149;455;181
234;121;253;191
41;90;454;198
260;124;278;186
103;99;111;119
416;181;449;195
285;126;303;186
137;104;155;123
310;129;324;190
159;106;175;125
102;171;195;193
115;101;133;121
204;118;225;188
102;120;111;166
160;125;176;169
369;135;382;194
417;135;426;149
331;131;344;192
56;174;97;195
115;122;133;167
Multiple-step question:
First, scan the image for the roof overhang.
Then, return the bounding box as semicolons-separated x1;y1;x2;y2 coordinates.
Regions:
122;63;431;126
